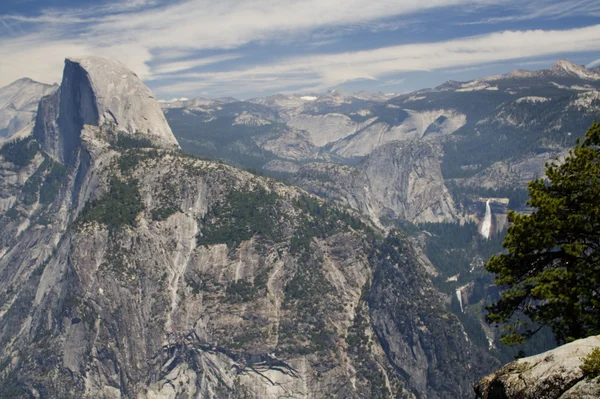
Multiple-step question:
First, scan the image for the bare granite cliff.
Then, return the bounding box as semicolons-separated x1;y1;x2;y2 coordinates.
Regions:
34;56;178;164
285;140;458;225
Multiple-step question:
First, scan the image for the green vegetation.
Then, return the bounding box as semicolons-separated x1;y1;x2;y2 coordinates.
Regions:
197;186;284;249
278;195;372;355
284;251;332;303
290;194;371;259
16;156;68;206
0;370;28;398
78;177;144;231
39;160;67;204
581;348;600;379
117;148;160;175
0;137;39;166
422;221;505;283
441;95;591;180
225;279;258;303
486;122;600;345
151;180;180;221
22;169;44;205
4;207;19;220
115;132;153;149
166;108;284;169
346;281;392;398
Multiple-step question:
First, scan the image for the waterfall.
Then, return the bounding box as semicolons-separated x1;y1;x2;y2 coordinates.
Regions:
480;200;492;239
455;288;464;313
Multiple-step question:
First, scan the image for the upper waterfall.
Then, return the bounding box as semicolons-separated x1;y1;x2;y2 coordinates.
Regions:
480;200;492;239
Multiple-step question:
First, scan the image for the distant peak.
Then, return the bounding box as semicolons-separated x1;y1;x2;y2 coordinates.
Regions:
15;77;34;83
2;77;54;89
550;59;600;80
552;59;584;72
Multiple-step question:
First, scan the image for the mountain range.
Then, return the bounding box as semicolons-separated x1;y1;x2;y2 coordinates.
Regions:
0;58;598;398
0;56;502;398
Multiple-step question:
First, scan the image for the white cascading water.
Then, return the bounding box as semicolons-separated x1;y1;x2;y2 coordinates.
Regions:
480;200;492;239
455;288;464;313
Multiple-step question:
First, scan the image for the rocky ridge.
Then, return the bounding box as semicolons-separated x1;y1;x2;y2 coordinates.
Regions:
0;78;57;139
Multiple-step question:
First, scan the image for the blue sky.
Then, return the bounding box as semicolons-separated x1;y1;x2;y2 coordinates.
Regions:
1;0;599;99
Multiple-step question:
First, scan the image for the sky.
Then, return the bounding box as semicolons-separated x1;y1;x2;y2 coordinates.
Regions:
1;0;599;99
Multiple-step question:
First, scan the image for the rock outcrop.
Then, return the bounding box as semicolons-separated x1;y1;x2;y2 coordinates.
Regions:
475;335;600;398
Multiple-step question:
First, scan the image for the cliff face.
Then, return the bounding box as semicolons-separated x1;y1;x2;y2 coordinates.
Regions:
288;140;458;225
475;335;600;399
34;56;178;164
0;57;494;398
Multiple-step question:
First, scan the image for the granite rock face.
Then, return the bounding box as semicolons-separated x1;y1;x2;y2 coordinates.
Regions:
34;57;178;164
475;335;600;399
288;140;458;225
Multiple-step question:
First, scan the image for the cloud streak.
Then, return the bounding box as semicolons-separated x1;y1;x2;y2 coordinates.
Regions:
0;0;599;97
0;0;494;86
153;24;600;97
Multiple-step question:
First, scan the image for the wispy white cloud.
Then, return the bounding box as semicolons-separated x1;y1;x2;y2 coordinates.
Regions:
378;78;406;86
0;0;599;97
0;0;490;86
587;59;600;69
461;0;600;24
153;24;600;97
150;54;242;76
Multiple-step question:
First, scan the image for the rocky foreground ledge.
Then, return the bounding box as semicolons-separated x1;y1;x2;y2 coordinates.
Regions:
475;335;600;398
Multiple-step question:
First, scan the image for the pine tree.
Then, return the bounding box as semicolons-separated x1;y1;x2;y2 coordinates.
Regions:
486;122;600;345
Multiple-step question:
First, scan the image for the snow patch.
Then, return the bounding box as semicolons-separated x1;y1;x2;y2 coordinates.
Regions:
549;82;592;91
457;84;491;92
570;85;595;91
300;96;318;101
553;59;600;80
354;109;372;117
404;95;426;102
516;96;549;104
